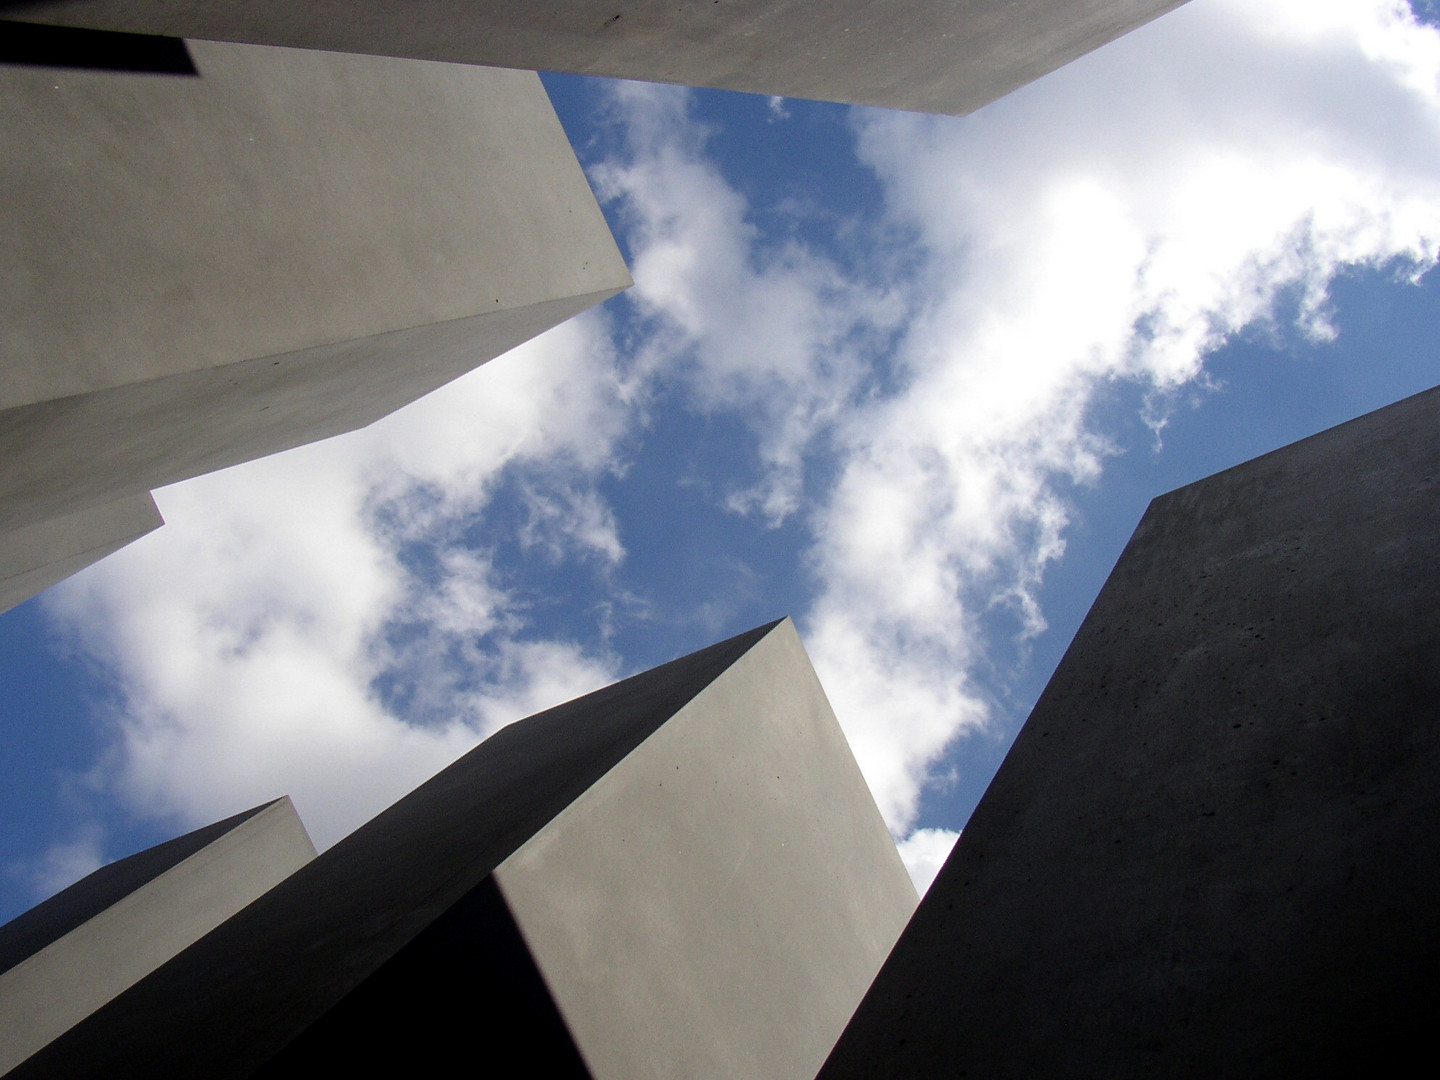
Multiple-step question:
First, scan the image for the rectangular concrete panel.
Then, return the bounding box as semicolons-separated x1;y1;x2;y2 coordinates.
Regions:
0;292;616;534
493;618;917;1080
0;798;315;1075
0;493;161;614
819;384;1440;1078
10;1;1190;115
0;38;629;533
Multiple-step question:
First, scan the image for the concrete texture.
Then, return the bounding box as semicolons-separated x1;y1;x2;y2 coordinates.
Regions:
493;617;916;1080
0;798;315;1076
819;384;1440;1079
12;621;914;1079
8;1;1191;116
0;37;628;534
0;494;161;614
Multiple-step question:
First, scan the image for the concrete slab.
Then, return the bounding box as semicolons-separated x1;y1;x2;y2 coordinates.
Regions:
0;39;629;533
0;798;315;1075
9;1;1191;115
0;494;161;614
490;618;916;1080
819;384;1440;1078
12;621;915;1079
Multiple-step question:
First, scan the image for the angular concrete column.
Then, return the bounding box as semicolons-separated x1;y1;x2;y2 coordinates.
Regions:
0;798;315;1075
11;620;915;1079
820;385;1440;1078
0;37;629;602
0;494;161;615
10;1;1190;115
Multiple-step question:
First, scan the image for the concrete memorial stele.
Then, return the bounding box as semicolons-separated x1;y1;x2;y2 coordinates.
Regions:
819;385;1440;1079
1;619;917;1079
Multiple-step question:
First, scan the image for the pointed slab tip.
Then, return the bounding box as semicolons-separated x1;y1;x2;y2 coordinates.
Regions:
0;797;315;1075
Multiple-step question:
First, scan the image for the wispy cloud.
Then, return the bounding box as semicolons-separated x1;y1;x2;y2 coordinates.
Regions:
9;827;105;901
45;317;632;851
593;0;1440;836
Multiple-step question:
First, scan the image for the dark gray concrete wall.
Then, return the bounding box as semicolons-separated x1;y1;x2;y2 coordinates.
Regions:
0;494;161;614
0;798;315;1075
253;874;594;1078
820;384;1440;1079
9;624;775;1079
10;1;1189;116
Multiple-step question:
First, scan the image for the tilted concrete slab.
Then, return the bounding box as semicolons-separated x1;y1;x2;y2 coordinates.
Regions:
10;1;1190;116
12;620;915;1079
0;493;161;615
819;384;1440;1078
489;618;916;1078
0;37;628;538
0;798;315;1076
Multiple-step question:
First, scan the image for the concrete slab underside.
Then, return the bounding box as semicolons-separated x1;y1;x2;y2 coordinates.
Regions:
9;1;1190;116
0;37;628;581
0;494;161;615
820;384;1440;1079
0;799;315;1075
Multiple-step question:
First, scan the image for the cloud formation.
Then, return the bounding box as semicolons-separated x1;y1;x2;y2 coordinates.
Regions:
35;0;1440;896
47;316;631;851
596;0;1440;837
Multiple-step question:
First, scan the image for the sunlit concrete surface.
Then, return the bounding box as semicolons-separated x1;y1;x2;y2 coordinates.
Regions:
0;36;629;585
491;617;917;1080
8;1;1190;115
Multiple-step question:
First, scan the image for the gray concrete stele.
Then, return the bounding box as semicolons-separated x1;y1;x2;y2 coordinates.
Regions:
819;383;1440;1079
8;1;1190;117
0;37;629;613
0;798;315;1075
9;619;916;1079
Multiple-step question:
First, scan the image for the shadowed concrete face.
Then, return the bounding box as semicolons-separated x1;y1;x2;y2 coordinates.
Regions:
0;798;315;1075
0;494;161;615
819;384;1440;1079
10;621;914;1079
8;1;1190;116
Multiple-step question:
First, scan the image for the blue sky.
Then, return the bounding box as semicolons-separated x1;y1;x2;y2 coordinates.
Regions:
4;0;1440;922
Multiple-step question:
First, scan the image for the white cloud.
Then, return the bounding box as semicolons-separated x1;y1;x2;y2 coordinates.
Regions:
895;827;960;896
12;828;105;902
592;81;905;524
46;316;631;851
802;0;1440;834
593;0;1440;838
